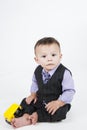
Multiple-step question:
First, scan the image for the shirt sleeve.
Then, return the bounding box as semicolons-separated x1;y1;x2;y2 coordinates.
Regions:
58;69;76;103
30;74;38;93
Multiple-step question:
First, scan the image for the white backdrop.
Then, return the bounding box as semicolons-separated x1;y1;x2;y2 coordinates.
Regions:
0;0;87;130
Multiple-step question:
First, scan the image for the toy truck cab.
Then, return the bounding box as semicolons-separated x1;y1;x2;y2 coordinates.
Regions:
4;103;22;124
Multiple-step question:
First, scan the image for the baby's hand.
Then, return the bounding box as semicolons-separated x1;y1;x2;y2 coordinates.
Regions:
45;100;65;115
26;93;37;104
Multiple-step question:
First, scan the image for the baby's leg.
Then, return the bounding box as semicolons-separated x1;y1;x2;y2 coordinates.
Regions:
11;113;32;128
51;104;71;122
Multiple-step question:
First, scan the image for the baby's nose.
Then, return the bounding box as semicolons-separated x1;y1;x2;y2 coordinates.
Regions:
47;56;52;61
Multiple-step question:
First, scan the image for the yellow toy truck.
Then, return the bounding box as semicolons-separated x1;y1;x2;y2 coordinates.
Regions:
4;103;23;124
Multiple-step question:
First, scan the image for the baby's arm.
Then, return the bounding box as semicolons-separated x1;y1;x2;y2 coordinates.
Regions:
26;93;37;104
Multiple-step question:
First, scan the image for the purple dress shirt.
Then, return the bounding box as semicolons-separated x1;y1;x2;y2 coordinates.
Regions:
30;64;75;104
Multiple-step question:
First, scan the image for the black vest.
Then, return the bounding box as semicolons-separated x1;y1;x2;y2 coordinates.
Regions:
34;64;71;103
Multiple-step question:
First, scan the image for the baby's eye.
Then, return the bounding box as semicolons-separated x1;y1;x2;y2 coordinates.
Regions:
52;54;56;56
42;55;46;58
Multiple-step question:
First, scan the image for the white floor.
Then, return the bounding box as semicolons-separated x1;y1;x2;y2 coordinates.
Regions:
0;82;87;130
0;104;87;130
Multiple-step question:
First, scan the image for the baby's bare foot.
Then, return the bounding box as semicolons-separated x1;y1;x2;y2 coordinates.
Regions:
11;114;32;128
29;112;38;125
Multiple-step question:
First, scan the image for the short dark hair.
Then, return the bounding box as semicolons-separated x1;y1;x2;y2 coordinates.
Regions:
34;37;61;53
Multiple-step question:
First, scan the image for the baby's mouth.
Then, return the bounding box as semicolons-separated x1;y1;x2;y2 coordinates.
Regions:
46;63;54;66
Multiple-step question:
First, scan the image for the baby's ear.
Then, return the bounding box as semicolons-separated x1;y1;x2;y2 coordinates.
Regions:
34;57;38;63
60;53;62;58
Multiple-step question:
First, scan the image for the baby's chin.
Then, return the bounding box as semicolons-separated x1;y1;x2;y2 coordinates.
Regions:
45;65;56;71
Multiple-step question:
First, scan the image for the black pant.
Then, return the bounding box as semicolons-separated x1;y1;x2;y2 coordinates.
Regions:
20;98;71;122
